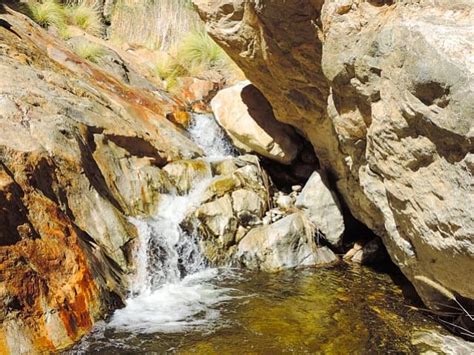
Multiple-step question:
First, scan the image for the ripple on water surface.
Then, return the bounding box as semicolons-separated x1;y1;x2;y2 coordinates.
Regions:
70;264;467;354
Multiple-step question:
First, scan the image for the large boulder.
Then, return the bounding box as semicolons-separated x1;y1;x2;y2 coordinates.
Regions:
194;0;474;313
295;171;345;247
236;213;338;271
211;81;300;164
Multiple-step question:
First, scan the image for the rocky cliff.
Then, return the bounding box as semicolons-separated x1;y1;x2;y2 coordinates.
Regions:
0;5;201;353
193;0;474;316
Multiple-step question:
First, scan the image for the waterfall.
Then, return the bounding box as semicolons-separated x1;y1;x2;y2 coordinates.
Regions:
187;113;235;159
108;114;235;334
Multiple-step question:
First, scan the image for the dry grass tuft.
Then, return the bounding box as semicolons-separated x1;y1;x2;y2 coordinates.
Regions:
178;31;225;69
28;0;66;28
73;41;106;63
66;2;104;36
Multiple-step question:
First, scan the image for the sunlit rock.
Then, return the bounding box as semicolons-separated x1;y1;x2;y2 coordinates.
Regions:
236;213;339;271
295;171;345;247
211;81;300;164
194;0;474;312
163;159;212;194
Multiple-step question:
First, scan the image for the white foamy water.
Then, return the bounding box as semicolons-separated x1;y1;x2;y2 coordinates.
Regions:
108;113;236;334
109;269;235;333
188;113;235;160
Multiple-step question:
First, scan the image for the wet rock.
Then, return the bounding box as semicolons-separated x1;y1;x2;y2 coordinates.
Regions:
236;213;338;271
176;77;220;113
296;172;345;247
196;194;238;248
163;159;212;194
93;134;173;216
183;155;271;265
232;189;266;226
211;157;241;176
235;225;249;244
211;81;300;164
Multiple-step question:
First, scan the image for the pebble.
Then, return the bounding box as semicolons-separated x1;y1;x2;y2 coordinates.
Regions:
292;185;302;192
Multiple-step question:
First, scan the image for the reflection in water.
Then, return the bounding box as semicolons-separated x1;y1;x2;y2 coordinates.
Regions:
72;265;458;354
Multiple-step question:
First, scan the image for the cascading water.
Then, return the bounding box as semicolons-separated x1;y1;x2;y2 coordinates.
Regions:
108;113;236;333
187;113;235;160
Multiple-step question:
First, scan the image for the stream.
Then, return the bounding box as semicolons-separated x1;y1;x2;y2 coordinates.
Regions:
71;114;468;354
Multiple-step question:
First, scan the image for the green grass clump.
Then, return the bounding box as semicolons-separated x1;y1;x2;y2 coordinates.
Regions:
66;3;104;36
178;31;225;69
28;0;66;29
74;42;107;63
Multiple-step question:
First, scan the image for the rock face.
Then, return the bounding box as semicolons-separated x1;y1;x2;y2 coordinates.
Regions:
211;81;300;164
0;6;201;353
194;0;474;311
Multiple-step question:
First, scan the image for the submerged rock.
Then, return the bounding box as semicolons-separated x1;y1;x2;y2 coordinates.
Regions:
211;81;300;164
236;213;338;271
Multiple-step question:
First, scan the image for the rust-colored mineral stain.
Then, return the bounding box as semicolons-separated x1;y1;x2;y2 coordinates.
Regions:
0;188;100;350
33;331;56;353
58;291;93;340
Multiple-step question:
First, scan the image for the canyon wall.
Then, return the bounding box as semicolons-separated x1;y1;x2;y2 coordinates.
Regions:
193;0;474;311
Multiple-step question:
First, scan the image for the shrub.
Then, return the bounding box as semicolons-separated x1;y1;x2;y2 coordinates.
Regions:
28;0;66;29
73;41;106;63
66;2;103;36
